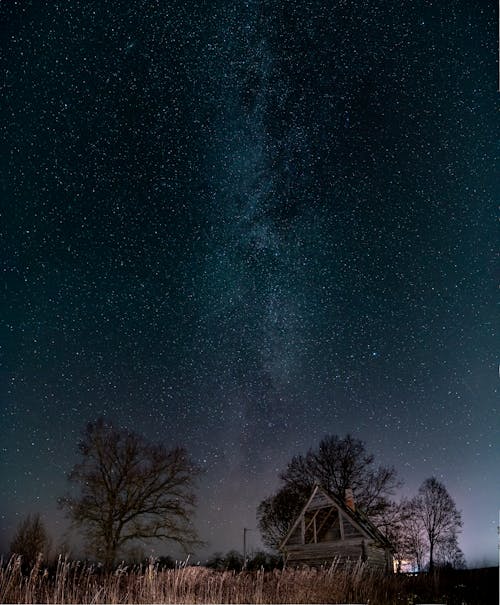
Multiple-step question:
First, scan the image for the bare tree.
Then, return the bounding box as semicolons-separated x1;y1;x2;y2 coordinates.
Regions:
413;477;463;571
258;434;400;550
304;435;401;518
399;498;427;571
59;418;202;569
378;484;464;573
10;513;51;566
375;499;412;572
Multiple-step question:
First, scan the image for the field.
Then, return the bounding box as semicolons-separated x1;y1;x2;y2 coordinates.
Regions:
0;555;497;604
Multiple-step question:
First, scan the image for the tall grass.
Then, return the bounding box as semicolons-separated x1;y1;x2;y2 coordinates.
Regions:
0;555;496;604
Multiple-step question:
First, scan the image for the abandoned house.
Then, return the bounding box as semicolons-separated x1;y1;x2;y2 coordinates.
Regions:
279;484;394;571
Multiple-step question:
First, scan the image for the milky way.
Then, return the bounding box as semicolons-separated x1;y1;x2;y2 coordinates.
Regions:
1;0;498;564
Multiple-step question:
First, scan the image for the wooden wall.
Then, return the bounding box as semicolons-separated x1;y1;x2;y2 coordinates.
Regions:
284;539;391;571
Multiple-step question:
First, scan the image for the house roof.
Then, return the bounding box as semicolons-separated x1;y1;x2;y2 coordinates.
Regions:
279;484;393;551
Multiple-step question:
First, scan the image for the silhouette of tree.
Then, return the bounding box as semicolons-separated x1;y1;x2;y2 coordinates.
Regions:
413;477;463;571
59;418;201;570
257;484;305;550
10;513;51;567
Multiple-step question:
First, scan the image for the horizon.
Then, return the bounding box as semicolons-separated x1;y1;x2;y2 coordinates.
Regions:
1;439;498;569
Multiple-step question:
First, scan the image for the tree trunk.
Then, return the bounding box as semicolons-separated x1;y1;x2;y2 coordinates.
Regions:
104;547;116;572
103;536;117;572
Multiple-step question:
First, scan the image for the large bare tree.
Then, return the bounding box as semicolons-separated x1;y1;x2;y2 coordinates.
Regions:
413;477;463;571
258;434;400;550
59;418;201;569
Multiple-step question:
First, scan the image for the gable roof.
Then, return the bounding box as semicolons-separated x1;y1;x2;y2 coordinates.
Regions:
279;484;393;551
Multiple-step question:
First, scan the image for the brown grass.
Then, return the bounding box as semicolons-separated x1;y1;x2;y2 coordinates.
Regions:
0;555;497;604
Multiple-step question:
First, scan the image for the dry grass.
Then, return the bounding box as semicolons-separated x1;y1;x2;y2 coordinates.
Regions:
0;555;497;604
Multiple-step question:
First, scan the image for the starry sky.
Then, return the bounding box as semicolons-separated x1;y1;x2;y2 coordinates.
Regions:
1;0;498;566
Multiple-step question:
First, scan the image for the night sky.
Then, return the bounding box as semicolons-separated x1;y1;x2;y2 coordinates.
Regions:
1;0;498;566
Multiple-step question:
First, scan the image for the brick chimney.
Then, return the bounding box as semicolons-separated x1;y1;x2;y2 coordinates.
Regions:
345;488;355;511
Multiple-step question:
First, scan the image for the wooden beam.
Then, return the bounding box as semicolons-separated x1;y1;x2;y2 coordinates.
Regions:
315;505;336;539
304;509;320;534
279;484;322;551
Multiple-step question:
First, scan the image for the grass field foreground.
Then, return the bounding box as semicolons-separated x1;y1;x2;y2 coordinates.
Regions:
0;555;497;604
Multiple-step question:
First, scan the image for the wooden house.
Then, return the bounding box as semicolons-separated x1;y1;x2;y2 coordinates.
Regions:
279;484;393;572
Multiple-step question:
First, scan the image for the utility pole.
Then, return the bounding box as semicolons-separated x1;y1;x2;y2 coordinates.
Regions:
243;527;253;570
